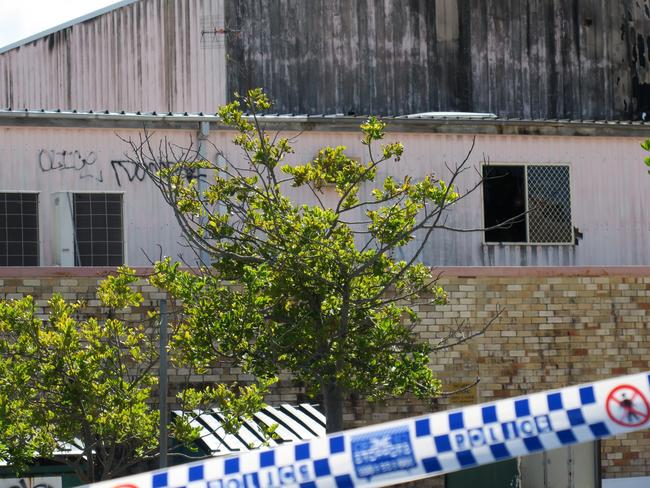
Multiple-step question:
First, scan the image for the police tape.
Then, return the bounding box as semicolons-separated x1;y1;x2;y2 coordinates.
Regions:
85;371;650;488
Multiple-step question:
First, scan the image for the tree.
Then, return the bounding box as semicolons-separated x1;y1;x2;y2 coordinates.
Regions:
0;268;270;483
642;139;650;174
125;89;495;432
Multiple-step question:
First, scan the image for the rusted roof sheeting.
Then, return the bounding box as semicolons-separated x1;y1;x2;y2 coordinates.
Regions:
0;0;226;113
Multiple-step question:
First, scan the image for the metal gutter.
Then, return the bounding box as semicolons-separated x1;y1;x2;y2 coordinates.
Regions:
0;0;139;54
0;109;649;137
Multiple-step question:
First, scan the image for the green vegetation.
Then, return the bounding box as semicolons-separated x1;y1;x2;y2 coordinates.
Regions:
133;89;480;433
0;268;269;482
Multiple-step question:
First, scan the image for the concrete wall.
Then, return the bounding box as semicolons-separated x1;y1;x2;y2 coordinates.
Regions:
1;266;649;482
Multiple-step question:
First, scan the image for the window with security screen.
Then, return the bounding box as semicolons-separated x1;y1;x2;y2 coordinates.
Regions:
73;193;123;266
483;165;573;244
0;193;39;266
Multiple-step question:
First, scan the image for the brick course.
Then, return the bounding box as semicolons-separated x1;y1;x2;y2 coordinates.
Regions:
1;267;649;482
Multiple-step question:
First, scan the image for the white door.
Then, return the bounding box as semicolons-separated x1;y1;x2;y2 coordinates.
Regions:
520;443;598;488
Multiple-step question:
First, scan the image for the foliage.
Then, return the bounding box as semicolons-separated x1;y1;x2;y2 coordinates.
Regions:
642;139;650;174
126;89;489;432
0;267;270;482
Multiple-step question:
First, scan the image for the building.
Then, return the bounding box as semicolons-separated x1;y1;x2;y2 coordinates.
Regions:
0;111;648;268
0;1;649;486
3;0;650;119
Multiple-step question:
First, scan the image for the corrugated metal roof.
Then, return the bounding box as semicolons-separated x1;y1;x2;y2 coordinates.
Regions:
0;405;325;466
0;0;139;55
0;0;227;115
172;404;326;456
0;442;84;466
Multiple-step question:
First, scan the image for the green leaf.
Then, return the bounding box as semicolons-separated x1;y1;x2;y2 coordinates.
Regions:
122;88;480;434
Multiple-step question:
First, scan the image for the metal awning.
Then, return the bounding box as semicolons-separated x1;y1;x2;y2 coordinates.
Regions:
0;404;325;467
172;404;326;456
0;442;84;467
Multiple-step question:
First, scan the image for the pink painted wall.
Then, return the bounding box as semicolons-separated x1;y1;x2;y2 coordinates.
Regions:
0;121;648;266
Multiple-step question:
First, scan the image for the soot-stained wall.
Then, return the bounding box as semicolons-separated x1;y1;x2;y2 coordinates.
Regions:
225;0;650;119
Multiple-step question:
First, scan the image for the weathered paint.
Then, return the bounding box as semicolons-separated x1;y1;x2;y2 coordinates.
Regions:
0;0;226;113
0;121;646;266
226;0;650;119
4;0;650;120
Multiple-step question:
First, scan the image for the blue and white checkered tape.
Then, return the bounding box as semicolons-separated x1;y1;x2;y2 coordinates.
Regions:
85;371;650;488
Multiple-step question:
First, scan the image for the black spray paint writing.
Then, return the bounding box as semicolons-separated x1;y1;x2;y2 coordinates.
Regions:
110;160;151;186
38;149;103;182
6;479;56;488
39;149;200;186
111;160;197;187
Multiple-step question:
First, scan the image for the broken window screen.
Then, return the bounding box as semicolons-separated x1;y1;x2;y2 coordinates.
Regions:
483;165;572;244
483;166;527;242
73;193;123;266
0;193;39;266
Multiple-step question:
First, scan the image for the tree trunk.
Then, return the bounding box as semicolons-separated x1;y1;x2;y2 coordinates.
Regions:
323;380;344;433
82;427;95;483
323;280;349;433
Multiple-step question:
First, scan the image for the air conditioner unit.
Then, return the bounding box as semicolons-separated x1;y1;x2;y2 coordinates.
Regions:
50;192;75;266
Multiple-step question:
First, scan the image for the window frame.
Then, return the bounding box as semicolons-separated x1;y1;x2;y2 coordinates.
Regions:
480;162;574;246
71;191;125;266
0;191;40;266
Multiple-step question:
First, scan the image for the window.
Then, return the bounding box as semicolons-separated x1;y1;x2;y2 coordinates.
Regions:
0;193;39;265
73;193;123;266
483;164;573;244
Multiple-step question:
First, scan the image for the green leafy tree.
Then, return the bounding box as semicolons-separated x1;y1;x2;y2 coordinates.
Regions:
642;139;650;173
126;89;494;432
0;268;270;482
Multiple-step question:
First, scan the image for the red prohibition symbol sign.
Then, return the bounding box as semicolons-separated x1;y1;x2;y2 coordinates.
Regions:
606;384;650;427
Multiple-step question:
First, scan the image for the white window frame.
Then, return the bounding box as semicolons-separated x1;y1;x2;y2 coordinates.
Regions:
481;162;574;246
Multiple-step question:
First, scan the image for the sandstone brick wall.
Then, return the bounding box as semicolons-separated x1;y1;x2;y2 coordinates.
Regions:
1;266;649;482
429;269;650;481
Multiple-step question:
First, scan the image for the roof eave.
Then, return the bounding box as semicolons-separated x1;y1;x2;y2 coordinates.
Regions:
0;110;649;137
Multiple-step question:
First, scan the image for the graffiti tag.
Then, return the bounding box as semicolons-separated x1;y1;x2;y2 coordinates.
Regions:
111;160;196;187
38;149;103;182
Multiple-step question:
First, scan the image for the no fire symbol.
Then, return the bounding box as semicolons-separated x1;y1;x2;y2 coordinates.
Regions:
606;384;650;427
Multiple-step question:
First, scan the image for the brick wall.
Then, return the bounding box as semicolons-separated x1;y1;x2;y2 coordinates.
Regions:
429;269;650;481
1;267;649;482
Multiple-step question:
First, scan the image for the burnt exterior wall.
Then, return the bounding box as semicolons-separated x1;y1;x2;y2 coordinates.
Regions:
5;0;650;119
225;0;650;119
